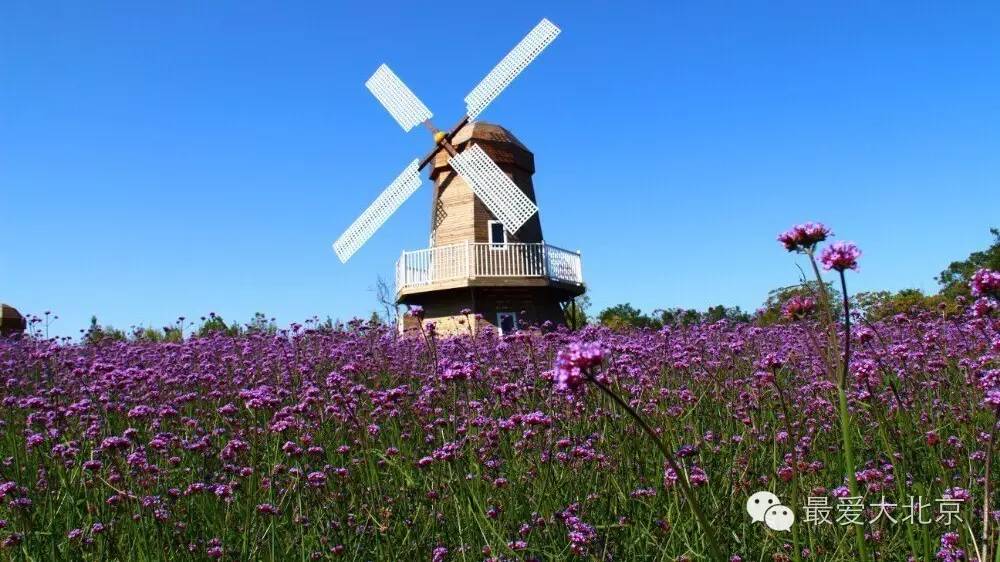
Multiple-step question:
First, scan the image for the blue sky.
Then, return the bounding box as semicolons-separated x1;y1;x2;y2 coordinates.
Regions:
2;2;998;337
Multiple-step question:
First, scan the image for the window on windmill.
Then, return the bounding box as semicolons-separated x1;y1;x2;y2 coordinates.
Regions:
497;312;517;336
488;220;507;249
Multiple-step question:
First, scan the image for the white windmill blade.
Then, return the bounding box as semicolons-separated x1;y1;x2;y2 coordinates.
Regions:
365;64;433;132
333;159;423;262
449;144;538;233
464;18;561;119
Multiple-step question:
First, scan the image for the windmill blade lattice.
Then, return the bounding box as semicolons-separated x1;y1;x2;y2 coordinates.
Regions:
365;64;433;132
448;144;538;234
333;159;423;262
464;18;560;119
334;18;560;261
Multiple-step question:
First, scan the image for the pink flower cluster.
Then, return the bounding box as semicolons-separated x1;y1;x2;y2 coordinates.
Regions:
552;342;607;392
820;241;861;272
782;295;817;320
777;222;831;252
970;268;1000;297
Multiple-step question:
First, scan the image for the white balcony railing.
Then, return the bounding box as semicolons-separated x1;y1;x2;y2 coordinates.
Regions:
396;242;583;293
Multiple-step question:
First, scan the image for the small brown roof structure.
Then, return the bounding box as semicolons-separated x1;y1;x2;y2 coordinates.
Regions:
1;304;27;337
431;121;535;178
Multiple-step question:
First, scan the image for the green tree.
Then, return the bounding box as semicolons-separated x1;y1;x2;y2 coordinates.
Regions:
853;289;958;321
245;312;277;335
162;327;184;343
655;308;700;327
131;326;166;343
937;228;1000;299
703;305;751;324
598;303;659;330
83;315;126;345
197;313;241;337
562;295;591;330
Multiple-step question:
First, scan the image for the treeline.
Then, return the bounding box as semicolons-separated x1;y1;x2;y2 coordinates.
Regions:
852;227;999;320
578;228;999;329
84;312;285;345
595;302;751;330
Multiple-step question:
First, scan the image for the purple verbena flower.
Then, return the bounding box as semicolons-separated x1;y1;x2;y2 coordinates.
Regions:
553;342;607;392
820;241;861;272
971;268;1000;298
257;503;280;515
778;222;831;252
782;295;817;320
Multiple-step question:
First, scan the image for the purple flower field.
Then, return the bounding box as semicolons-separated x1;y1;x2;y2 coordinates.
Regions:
2;232;999;561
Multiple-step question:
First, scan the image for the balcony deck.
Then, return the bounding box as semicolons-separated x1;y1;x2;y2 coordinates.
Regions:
395;242;584;299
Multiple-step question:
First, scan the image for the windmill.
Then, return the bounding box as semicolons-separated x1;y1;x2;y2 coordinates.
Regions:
333;18;585;335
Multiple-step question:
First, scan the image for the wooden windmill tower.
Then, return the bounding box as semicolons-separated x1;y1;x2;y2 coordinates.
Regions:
333;19;585;335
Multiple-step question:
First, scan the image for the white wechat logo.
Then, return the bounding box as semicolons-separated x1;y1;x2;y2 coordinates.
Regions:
746;491;795;531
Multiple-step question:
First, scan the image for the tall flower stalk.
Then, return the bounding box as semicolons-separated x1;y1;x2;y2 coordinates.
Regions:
779;223;840;370
553;343;726;561
822;240;867;562
834;267;866;561
780;224;867;561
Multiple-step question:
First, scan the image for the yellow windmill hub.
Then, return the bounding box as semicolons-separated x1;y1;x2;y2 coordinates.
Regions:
433;131;446;144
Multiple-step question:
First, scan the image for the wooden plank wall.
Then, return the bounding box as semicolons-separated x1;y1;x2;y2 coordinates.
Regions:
430;123;544;247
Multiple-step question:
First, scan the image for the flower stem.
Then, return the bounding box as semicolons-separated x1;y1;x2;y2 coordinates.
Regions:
983;415;996;559
837;269;867;562
838;271;852;390
590;376;725;562
806;250;840;374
